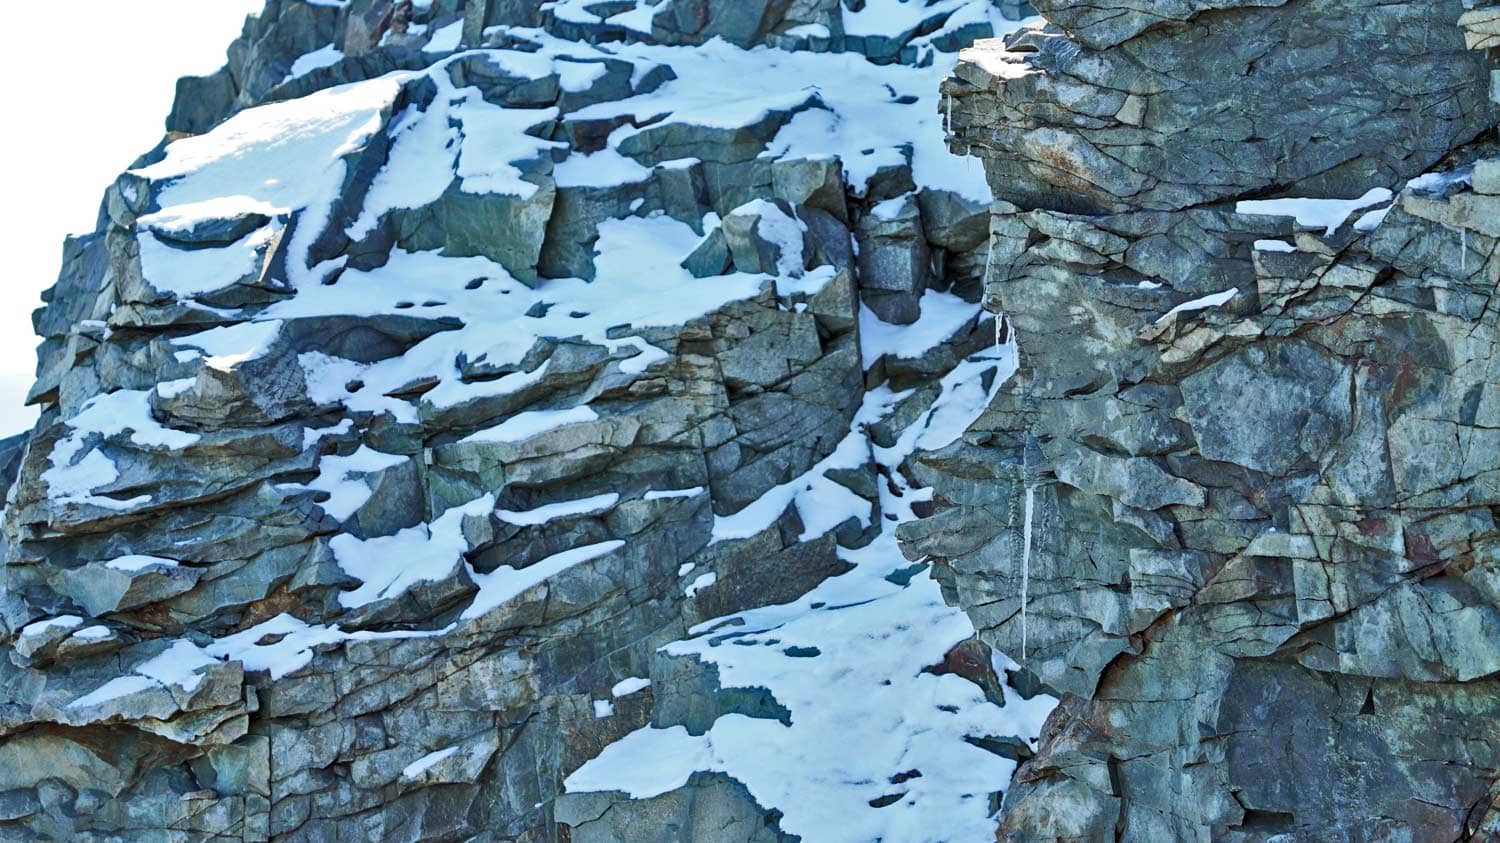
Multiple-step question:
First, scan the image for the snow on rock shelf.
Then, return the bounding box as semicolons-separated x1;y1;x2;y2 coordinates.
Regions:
0;1;1049;840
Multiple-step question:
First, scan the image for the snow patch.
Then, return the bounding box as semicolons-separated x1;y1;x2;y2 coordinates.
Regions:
462;540;626;620
1236;188;1393;236
1156;288;1239;324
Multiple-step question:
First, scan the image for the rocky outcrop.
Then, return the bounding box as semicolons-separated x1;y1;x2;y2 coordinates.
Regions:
949;0;1491;213
20;0;1496;837
905;0;1500;838
0;2;1053;841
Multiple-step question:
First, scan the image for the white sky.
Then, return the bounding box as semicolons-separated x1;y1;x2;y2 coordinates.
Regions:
0;0;265;436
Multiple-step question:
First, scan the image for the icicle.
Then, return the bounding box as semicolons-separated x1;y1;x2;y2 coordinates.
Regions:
1020;483;1034;662
1462;227;1468;274
1018;418;1042;664
945;93;952;135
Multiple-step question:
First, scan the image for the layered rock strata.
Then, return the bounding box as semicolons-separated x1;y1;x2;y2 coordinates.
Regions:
0;1;1055;841
905;0;1500;838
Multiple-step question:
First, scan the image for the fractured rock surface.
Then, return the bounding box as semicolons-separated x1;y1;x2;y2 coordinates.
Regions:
906;0;1500;838
944;0;1492;213
0;1;1055;841
14;0;1495;838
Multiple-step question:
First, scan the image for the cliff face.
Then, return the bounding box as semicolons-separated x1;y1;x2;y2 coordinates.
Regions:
7;0;1498;839
904;0;1500;838
0;1;1066;841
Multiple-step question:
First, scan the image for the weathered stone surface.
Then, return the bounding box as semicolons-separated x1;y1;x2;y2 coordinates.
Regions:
0;433;25;502
557;772;799;842
0;2;1037;841
53;557;204;617
652;0;793;48
1029;0;1290;48
945;0;1494;213
1475;157;1500;194
906;0;1500;838
856;194;932;324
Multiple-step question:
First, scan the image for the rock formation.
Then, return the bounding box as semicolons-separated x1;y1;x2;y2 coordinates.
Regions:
0;1;1058;841
903;0;1500;837
8;0;1499;839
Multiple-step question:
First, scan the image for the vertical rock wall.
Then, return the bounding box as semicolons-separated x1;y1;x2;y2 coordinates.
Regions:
905;0;1500;838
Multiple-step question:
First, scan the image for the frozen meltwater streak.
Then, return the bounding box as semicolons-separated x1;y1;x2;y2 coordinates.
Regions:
1020;483;1034;661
